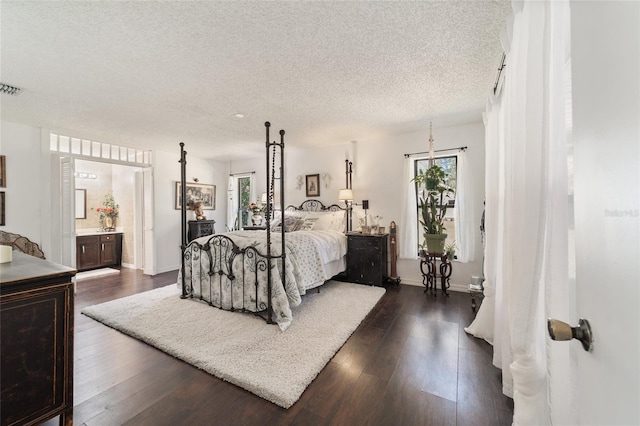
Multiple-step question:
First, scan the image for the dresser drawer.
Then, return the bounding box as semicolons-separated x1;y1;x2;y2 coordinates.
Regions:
77;235;99;244
101;234;117;242
348;236;382;250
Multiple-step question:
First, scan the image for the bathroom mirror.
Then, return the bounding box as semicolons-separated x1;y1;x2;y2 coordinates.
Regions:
75;189;87;219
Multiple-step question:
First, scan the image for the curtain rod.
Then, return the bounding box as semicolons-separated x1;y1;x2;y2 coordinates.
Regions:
229;171;255;176
493;52;506;95
404;146;468;158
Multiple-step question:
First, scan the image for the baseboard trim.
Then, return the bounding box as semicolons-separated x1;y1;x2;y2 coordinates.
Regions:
399;278;468;294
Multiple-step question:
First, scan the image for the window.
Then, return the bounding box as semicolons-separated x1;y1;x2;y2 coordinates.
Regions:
50;133;152;166
227;173;255;231
238;176;251;228
414;155;457;255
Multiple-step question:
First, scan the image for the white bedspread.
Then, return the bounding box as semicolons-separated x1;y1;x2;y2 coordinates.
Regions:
179;230;346;330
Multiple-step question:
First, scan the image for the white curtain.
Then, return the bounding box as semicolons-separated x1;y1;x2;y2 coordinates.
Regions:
465;1;571;424
399;156;418;259
453;151;476;262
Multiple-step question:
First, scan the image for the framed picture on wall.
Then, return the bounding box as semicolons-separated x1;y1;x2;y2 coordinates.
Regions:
305;174;320;197
0;192;5;226
175;182;216;210
0;155;6;188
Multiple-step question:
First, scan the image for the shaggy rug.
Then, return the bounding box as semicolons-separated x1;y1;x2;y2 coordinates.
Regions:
81;280;385;408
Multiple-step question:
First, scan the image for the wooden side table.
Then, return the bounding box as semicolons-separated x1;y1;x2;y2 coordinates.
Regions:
345;232;388;286
188;220;216;242
420;251;452;296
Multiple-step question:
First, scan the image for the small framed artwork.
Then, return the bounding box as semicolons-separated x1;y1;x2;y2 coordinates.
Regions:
0;155;6;188
0;192;5;226
175;182;216;210
306;174;320;197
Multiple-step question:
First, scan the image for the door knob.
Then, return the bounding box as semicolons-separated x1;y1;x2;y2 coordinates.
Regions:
547;318;593;352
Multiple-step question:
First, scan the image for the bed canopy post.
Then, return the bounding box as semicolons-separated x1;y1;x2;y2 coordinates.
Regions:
344;159;353;232
265;121;271;228
264;121;286;325
279;129;286;278
179;142;188;299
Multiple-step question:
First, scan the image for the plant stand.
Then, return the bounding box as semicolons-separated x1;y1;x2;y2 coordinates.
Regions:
420;251;451;296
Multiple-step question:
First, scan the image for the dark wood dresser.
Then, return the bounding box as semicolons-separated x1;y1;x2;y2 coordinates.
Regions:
76;232;123;271
345;233;389;286
0;251;76;426
188;220;216;242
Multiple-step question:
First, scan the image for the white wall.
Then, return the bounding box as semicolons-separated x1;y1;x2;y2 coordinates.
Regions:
230;119;486;291
0;120;229;274
0;121;52;255
1;118;483;286
153;149;229;274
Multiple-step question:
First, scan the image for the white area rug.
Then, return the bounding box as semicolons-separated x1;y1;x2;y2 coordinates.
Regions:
81;280;385;408
76;267;120;280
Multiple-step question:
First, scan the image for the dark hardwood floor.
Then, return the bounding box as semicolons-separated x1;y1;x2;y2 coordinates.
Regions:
45;269;513;425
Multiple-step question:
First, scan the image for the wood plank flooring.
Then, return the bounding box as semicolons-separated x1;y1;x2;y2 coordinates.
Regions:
44;269;513;425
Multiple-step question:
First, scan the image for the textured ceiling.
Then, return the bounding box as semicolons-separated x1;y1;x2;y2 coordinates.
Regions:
1;1;510;160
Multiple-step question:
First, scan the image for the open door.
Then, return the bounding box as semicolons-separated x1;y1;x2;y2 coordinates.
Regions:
55;156;76;269
568;2;639;424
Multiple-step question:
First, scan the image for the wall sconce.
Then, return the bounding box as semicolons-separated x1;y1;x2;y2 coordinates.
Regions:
338;190;370;232
322;173;331;188
356;199;369;226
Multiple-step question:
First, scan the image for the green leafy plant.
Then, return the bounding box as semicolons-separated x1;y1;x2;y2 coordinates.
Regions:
413;165;453;236
445;241;457;259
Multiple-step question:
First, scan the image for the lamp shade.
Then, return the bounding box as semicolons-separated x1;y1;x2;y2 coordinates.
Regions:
338;188;354;201
261;192;268;204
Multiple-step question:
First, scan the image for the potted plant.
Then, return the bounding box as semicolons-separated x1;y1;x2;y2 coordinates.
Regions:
413;165;453;255
97;193;119;231
445;241;457;261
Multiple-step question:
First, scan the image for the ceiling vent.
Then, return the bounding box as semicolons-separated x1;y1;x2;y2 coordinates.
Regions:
0;83;22;96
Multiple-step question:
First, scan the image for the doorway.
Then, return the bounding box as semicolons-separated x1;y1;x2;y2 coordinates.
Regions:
74;159;142;270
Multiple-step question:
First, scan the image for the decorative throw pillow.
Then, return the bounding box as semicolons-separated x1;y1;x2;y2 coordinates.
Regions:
271;212;305;232
299;217;319;231
284;215;304;232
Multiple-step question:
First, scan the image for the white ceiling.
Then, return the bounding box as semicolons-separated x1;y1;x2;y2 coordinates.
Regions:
1;1;510;161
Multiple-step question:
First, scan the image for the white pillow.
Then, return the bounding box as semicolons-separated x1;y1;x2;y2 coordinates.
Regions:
312;210;346;232
330;210;346;232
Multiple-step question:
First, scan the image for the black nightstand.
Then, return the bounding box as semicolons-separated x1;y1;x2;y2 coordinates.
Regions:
345;232;388;286
188;220;216;242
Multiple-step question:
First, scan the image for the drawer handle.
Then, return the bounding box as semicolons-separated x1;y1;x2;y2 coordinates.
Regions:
82;245;85;254
102;243;105;251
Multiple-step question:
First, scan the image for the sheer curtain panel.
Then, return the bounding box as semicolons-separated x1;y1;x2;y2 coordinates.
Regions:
453;151;476;262
399;156;418;259
465;1;571;425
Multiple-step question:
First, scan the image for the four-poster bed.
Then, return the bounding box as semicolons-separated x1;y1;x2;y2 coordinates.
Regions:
178;122;348;330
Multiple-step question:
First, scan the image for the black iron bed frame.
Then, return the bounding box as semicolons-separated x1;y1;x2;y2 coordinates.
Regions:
179;122;286;324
